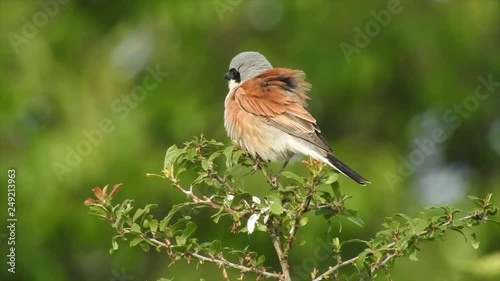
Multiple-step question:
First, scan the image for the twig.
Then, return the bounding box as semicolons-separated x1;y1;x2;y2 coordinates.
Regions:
313;213;477;281
215;174;235;192
270;230;291;281
172;182;242;217
312;256;358;281
149;238;281;279
284;192;313;258
371;253;397;274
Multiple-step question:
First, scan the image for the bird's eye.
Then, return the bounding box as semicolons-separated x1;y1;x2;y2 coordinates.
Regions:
224;68;241;82
230;68;240;82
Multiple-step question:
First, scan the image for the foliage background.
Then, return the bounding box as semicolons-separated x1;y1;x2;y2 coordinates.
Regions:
0;0;499;280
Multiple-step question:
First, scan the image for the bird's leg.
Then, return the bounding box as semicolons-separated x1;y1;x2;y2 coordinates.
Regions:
276;159;290;178
271;159;290;188
252;155;263;172
236;155;265;180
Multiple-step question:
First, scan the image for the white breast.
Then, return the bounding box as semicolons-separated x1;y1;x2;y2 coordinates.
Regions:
228;80;239;92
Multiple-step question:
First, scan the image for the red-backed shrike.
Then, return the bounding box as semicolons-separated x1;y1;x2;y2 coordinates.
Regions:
223;52;370;186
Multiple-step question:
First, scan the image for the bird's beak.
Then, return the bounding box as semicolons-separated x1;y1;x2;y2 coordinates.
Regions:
224;72;231;80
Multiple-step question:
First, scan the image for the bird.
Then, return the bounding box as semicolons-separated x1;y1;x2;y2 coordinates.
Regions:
223;51;370;186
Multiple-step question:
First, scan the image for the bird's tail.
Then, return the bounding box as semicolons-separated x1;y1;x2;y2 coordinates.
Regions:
326;154;370;186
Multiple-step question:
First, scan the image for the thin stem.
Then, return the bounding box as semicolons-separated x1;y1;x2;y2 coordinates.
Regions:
333;248;342;281
214;174;235;192
371;253;397;274
284;192;313;258
270;229;291;281
149;238;281;279
172;182;242;217
313;214;476;281
312;256;358;281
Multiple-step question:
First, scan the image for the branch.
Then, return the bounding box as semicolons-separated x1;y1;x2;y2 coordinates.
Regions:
149;238;281;279
313;213;478;281
171;182;242;217
312;256;358;281
87;138;498;281
284;192;313;258
270;229;291;281
371;253;398;274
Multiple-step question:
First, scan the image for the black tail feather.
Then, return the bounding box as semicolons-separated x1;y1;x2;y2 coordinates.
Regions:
326;154;370;186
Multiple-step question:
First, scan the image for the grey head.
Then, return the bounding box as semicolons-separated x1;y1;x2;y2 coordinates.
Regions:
224;52;273;85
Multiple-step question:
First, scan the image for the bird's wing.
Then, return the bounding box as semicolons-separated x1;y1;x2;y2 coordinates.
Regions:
234;68;332;152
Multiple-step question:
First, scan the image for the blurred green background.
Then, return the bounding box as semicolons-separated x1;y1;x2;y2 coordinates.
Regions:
1;0;499;280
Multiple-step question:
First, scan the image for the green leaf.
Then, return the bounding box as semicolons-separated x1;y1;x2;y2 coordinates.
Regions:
176;221;197;246
330;181;342;199
201;159;210;171
412;218;429;234
131;223;141;234
251;254;266;266
271;200;284;215
160;203;189;232
231;193;253;209
176;167;187;177
211;207;227;223
209;240;222;253
186;147;198;161
144;203;158;213
149;219;159;233
232;150;244;165
315;207;337;219
257;255;265;265
322;172;339;185
208;151;222;162
110;235;120;254
223;145;234;169
281;171;304;184
345;211;364;228
396;234;413;251
300;216;309;226
316;190;332;202
256;223;267;232
140;242;151;252
356;249;371;270
89;206;108;219
471;233;480;249
176;235;187;246
409;248;419;261
133;208;145;222
395;213;414;224
183;221;197;238
130;237;143;247
164;145;183;171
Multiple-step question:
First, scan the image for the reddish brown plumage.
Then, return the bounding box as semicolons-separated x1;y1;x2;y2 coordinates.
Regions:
235;68;313;119
225;68;332;159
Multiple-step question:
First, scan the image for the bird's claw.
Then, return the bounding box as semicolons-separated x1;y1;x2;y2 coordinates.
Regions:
270;175;280;189
252;156;263;172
